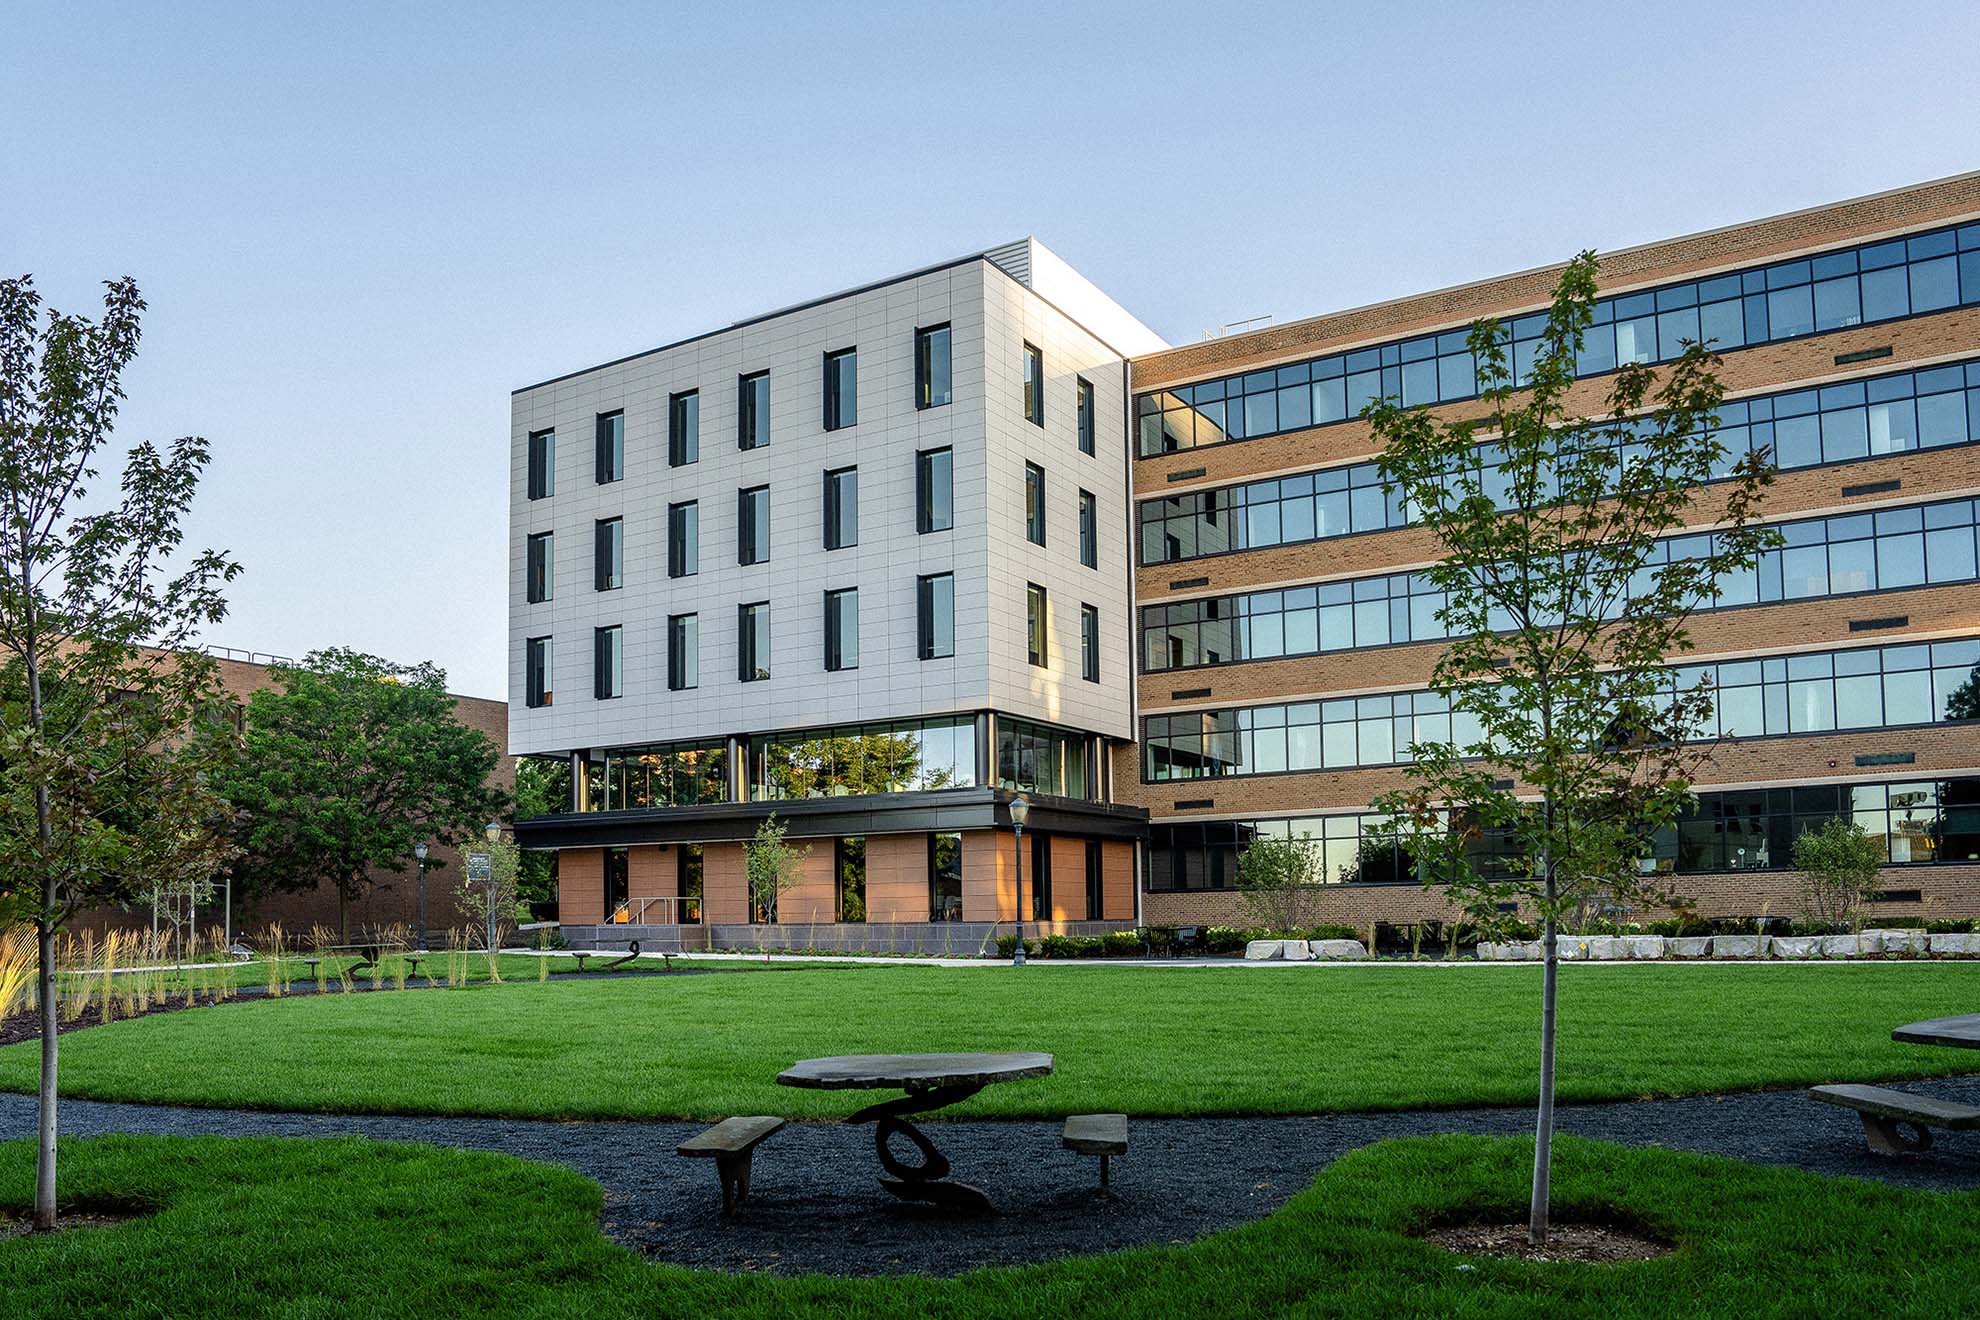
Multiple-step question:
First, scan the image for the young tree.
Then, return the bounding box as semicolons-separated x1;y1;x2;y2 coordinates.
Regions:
745;813;810;923
217;648;507;940
1365;252;1778;1244
453;830;521;952
1791;818;1886;929
0;275;240;1231
1235;833;1324;933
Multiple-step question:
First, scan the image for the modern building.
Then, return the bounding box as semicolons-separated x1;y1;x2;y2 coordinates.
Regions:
517;172;1980;945
511;242;1159;950
1128;172;1980;929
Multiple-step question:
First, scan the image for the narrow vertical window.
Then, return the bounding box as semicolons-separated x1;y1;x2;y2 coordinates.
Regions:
836;836;867;922
1078;490;1097;568
525;531;554;603
668;613;698;691
1027;583;1048;666
917;447;953;533
595;410;624;483
916;324;952;409
1080;603;1101;683
668;501;699;578
1025;462;1046;546
823;347;858;431
594;517;623;592
525;636;553;708
678;843;704;923
823;467;859;550
1076;377;1095;455
917;572;955;660
929;831;962;921
1023;342;1044;426
824;587;859;671
738;485;770;565
669;390;699;467
1085;838;1104;919
593;625;623;700
738;602;770;681
527;428;555;499
1031;830;1052;920
739;370;770;450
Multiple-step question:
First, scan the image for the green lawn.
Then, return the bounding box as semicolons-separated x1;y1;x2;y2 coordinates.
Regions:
3;963;1976;1119
1;1132;1973;1318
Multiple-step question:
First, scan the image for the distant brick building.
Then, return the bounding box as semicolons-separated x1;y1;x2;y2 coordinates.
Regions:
81;649;511;943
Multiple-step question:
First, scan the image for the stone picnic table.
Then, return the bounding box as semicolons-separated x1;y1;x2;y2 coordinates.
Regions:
1892;1013;1980;1049
776;1051;1054;1214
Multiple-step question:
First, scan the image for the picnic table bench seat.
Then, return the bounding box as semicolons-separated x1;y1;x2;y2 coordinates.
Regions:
677;1116;787;1215
1062;1113;1129;1194
1809;1083;1980;1154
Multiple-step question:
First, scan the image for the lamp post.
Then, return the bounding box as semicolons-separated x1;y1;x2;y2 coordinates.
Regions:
483;821;502;954
413;842;429;951
1009;795;1030;967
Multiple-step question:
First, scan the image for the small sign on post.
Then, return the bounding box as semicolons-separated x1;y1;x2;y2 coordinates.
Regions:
465;852;492;881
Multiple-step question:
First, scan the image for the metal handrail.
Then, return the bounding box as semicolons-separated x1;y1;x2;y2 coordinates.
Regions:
621;895;703;925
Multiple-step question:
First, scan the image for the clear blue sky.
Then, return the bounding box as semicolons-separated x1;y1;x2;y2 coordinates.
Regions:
6;1;1976;698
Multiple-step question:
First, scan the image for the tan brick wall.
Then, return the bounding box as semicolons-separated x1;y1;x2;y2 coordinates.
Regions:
779;845;840;926
1133;174;1980;392
558;848;604;926
963;828;1016;921
1048;835;1088;921
702;842;749;924
865;833;930;923
1103;840;1136;921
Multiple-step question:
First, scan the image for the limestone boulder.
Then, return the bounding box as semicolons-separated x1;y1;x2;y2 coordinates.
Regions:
1771;936;1821;959
1312;939;1368;961
1667;936;1712;958
1928;932;1976;955
1711;934;1766;959
1243;940;1283;961
1865;929;1926;956
1280;939;1313;962
1625;936;1666;960
1819;934;1868;958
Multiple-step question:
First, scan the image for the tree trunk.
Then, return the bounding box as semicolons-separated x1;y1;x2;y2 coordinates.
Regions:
34;910;58;1232
338;887;349;945
1529;888;1558;1246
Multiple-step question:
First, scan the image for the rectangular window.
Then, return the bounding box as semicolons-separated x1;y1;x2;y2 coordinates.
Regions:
525;636;552;708
605;847;628;916
1077;377;1095;455
823;347;858;431
1085;838;1104;919
916;324;952;409
823;467;858;550
1030;830;1052;920
593;625;622;700
595;410;624;483
1023;342;1044;426
738;602;770;682
1081;603;1101;682
1025;462;1047;546
738;370;770;450
667;501;699;578
824;587;858;671
929;831;962;921
917;447;953;533
669;390;699;467
667;613;698;691
594;517;622;592
526;428;555;499
1027;583;1048;666
1078;489;1097;568
917;572;954;660
525;531;553;603
738;485;770;565
836;836;866;922
677;843;703;924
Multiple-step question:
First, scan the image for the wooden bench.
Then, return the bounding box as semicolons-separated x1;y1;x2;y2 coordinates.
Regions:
677;1116;787;1215
1062;1113;1129;1194
1809;1083;1980;1154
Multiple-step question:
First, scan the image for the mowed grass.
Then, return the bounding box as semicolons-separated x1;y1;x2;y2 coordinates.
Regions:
2;962;1976;1119
2;1132;1976;1318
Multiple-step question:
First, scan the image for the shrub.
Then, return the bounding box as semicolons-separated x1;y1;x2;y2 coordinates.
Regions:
992;935;1038;959
1788;919;1847;936
1792;819;1886;928
1143;926;1178;954
1647;916;1711;938
1304;923;1360;942
1925;918;1976;934
1202;926;1246;954
1039;934;1104;959
1102;930;1144;957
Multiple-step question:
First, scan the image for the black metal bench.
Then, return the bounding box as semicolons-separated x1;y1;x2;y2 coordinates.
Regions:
1062;1113;1129;1195
677;1116;787;1215
1810;1083;1980;1153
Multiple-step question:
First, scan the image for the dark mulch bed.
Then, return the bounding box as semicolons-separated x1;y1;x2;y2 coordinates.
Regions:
2;1078;1976;1277
1423;1220;1672;1263
1;1208;146;1241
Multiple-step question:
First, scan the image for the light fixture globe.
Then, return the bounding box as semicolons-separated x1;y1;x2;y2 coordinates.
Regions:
414;841;429;862
1009;795;1030;829
484;821;501;844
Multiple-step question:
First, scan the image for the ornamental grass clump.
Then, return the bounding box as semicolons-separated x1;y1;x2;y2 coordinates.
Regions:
259;923;286;998
0;926;36;1022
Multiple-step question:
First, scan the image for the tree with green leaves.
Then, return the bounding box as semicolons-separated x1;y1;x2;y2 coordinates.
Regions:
1364;252;1779;1245
1791;818;1885;929
1235;832;1324;933
453;829;521;953
745;813;810;923
216;648;506;941
512;755;569;918
0;274;240;1231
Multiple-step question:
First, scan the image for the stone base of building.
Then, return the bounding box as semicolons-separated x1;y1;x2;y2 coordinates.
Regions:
561;919;1133;956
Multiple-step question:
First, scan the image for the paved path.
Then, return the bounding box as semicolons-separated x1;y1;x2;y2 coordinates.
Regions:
4;1077;1976;1277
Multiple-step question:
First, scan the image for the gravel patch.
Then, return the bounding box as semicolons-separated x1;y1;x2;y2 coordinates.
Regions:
2;1077;1975;1277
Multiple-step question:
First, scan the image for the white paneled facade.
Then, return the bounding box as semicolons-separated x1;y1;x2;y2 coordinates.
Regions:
509;242;1154;762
